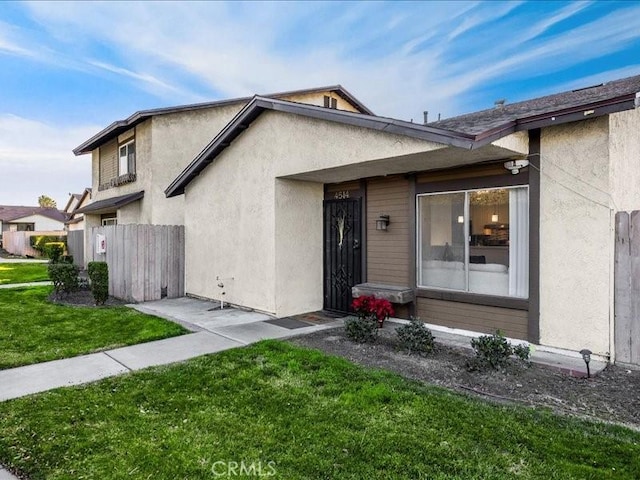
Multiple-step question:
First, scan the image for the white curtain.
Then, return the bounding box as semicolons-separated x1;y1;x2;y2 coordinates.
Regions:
509;187;529;297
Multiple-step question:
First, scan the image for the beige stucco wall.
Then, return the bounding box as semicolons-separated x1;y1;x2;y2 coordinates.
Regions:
609;108;640;211
539;116;612;355
148;104;245;225
184;110;445;316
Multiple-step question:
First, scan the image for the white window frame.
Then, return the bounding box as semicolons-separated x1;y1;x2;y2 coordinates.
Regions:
101;217;117;226
118;140;135;176
416;185;529;299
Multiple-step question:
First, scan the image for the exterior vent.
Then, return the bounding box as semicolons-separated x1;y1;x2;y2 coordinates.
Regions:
494;99;506;108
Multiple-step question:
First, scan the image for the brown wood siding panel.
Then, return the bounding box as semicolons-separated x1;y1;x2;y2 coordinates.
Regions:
366;176;410;287
416;297;528;339
99;139;118;186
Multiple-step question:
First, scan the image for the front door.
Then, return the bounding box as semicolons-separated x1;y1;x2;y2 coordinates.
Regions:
323;198;362;313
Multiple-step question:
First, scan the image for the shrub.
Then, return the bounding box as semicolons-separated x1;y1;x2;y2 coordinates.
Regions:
44;242;65;262
468;330;530;371
396;319;434;355
88;261;109;305
48;263;79;294
61;255;74;265
352;295;394;327
30;235;66;256
344;316;378;344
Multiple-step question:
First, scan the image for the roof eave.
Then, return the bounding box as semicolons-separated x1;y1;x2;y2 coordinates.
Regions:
165;98;478;198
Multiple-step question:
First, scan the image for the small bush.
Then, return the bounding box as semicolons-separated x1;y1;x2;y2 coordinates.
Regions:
396;319;434;355
61;255;74;265
44;242;65;262
344;316;378;344
48;263;79;294
88;261;109;305
468;330;530;371
512;343;531;362
31;235;66;256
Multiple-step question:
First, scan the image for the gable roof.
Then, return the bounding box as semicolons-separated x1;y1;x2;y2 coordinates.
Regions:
166;73;640;199
429;74;640;135
63;192;85;213
73;85;374;155
165;96;491;198
0;206;66;223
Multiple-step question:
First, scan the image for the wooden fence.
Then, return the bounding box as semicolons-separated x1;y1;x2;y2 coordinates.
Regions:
88;224;185;302
2;230;66;257
66;230;84;267
615;211;640;366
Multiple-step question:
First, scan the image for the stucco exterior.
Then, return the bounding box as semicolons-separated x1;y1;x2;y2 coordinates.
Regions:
184;110;448;316
609;108;640;211
539;117;612;355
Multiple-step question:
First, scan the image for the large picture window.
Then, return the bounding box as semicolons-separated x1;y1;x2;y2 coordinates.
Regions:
417;186;529;298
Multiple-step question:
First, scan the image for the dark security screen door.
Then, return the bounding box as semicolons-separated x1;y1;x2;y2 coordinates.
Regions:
323;198;362;313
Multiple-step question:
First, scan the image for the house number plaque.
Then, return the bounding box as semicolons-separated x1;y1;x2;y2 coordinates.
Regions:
334;190;350;199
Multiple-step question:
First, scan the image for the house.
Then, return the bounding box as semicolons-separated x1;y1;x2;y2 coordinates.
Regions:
0;205;66;251
160;74;640;363
0;206;66;234
63;188;92;231
72;86;371;238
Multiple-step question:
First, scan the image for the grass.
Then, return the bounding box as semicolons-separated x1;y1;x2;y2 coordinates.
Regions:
0;341;637;479
0;262;48;284
0;286;187;369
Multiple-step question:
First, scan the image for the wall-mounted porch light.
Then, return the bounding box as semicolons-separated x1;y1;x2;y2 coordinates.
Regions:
491;214;499;223
457;215;464;224
580;348;592;378
376;215;390;231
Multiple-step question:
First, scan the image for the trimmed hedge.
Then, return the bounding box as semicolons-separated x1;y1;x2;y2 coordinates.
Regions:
48;263;79;294
88;262;109;305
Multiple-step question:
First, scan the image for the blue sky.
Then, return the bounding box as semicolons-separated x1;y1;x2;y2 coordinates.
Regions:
1;0;639;207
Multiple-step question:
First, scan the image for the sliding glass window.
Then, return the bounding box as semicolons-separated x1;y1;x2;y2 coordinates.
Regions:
417;186;529;298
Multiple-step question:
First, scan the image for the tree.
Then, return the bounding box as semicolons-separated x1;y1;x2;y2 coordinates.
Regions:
38;195;57;208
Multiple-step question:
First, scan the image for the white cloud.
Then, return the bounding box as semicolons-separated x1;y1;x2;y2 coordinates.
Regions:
13;1;640;122
0;114;96;207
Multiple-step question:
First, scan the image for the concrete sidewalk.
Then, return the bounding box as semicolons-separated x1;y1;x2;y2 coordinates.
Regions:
0;281;52;289
0;297;340;403
0;258;48;263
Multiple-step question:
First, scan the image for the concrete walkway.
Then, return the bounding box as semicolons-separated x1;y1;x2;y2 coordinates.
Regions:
0;297;340;403
0;257;48;263
0;281;52;289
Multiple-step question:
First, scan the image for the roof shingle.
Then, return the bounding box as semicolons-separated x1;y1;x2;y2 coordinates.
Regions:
429;74;640;135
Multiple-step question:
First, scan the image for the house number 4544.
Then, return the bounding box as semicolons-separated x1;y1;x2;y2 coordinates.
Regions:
334;191;350;199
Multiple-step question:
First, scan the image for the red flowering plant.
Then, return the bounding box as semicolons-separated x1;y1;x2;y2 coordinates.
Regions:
351;295;395;328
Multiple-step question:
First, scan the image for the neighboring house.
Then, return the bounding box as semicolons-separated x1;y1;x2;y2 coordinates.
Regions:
159;74;640;363
0;206;66;234
63;188;92;231
72;86;372;242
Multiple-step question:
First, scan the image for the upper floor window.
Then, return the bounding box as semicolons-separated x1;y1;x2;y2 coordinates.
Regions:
417;186;529;298
324;95;338;109
119;140;136;176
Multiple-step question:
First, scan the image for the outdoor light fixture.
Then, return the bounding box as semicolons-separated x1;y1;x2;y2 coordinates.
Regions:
491;214;499;223
457;215;464;224
580;348;593;378
376;215;390;231
504;159;530;174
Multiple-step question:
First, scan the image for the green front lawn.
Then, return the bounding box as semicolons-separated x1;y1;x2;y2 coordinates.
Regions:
0;287;187;369
0;341;637;479
0;262;48;284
